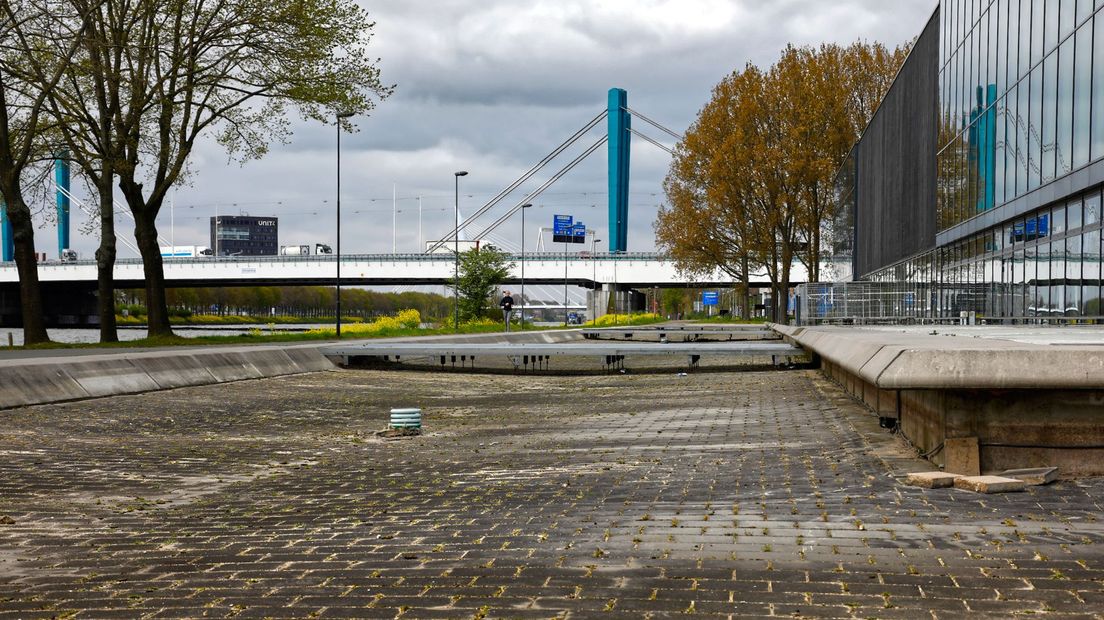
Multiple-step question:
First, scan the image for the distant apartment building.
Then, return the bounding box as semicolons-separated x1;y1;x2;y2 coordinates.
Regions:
210;216;278;256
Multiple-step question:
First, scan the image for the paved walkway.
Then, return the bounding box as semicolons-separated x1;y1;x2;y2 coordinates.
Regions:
1;369;1102;618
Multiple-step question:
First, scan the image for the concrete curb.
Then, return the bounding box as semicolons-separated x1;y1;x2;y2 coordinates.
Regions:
0;330;573;411
0;345;336;411
769;323;1104;389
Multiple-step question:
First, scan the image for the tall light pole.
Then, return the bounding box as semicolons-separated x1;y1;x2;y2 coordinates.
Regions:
592;238;602;321
453;171;468;331
520;203;532;328
336;111;354;338
613;249;620;325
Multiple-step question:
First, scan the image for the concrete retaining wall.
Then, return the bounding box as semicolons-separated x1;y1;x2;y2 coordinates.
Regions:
0;345;335;410
0;330;575;411
775;324;1104;477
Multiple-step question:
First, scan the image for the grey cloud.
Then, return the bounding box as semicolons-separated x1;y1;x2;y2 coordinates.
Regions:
44;0;937;265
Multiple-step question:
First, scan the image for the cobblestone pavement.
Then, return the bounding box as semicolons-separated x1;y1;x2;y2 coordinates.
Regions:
1;368;1103;619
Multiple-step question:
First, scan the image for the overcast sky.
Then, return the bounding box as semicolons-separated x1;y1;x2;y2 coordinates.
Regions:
49;0;937;259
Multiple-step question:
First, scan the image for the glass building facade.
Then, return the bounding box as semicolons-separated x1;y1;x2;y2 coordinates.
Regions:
937;0;1104;228
845;0;1104;320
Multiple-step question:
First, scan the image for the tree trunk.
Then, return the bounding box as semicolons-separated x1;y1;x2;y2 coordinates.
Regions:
776;251;793;325
132;208;173;337
740;254;751;319
95;176;118;342
3;194;49;344
811;224;821;283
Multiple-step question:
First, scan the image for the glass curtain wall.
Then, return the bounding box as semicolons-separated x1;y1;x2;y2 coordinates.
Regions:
852;0;1104;321
868;188;1103;319
937;0;1104;229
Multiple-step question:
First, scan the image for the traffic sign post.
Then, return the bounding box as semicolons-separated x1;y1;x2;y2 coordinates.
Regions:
571;222;586;244
553;215;573;243
702;291;720;317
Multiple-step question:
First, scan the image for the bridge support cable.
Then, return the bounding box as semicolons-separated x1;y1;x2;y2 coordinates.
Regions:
471;136;608;241
628;128;675;154
54;183;143;255
622;106;683;141
424;110;607;254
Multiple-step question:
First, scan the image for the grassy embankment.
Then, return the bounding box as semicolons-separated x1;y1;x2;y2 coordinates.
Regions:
3;311;690;351
4;310;557;350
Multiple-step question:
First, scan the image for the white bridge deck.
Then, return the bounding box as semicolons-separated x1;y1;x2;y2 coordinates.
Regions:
0;253;809;288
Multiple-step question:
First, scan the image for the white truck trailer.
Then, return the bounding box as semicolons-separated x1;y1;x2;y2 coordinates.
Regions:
160;246;214;258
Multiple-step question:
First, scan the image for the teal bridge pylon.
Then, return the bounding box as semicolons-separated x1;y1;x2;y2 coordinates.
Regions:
607;88;631;253
0;155;71;262
424;88;680;257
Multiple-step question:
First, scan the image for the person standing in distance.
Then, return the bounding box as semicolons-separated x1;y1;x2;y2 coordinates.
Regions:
500;290;515;332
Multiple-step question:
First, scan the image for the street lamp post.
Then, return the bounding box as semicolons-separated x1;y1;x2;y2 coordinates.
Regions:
613;250;620;325
453;171;468;331
592;238;601;321
335;111;354;338
520;203;532;328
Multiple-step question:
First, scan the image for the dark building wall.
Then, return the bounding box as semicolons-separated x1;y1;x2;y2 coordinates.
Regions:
854;9;939;278
210;216;278;256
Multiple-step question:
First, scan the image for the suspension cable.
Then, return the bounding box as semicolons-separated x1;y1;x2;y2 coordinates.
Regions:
471;136;608;241
55;183;144;255
424;110;607;254
628;127;675;154
623;106;683;140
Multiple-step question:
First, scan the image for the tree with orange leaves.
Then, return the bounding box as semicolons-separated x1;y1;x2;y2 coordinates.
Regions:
658;42;907;322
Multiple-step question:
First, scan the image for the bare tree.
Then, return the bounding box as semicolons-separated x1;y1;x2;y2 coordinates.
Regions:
0;1;89;344
51;0;392;337
34;0;129;342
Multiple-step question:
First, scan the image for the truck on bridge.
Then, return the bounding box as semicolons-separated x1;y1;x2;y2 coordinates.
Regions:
279;244;332;256
160;246;214;258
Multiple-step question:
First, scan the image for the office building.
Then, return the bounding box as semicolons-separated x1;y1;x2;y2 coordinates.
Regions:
830;0;1104;320
210;216;278;256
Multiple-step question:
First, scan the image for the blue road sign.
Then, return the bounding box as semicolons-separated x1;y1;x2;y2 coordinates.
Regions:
553;215;573;235
702;291;720;306
572;222;586;242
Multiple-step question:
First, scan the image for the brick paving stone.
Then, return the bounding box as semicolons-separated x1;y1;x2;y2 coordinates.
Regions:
1;368;1104;618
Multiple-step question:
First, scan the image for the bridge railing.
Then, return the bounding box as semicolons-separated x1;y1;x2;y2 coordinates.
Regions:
6;252;667;267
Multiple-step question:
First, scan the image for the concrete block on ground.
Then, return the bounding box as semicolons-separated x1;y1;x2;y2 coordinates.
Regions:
136;355;218;389
284;347;337;372
997;467;1059;486
237;350;301;377
66;359;160;397
953;475;1026;494
944;437;980;476
0;365;90;409
197;352;266;382
904;471;962;489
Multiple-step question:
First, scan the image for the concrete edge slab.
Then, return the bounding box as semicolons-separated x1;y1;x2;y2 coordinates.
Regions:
773;325;1104;390
0;364;91;408
0;346;336;410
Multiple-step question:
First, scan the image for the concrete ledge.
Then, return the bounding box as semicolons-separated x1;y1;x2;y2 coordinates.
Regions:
0;345;336;410
0;365;90;408
773;324;1104;477
139;355;219;389
772;324;1104;390
67;358;163;397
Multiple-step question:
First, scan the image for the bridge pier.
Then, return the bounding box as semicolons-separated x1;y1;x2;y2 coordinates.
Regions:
0;283;99;328
587;284;645;321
